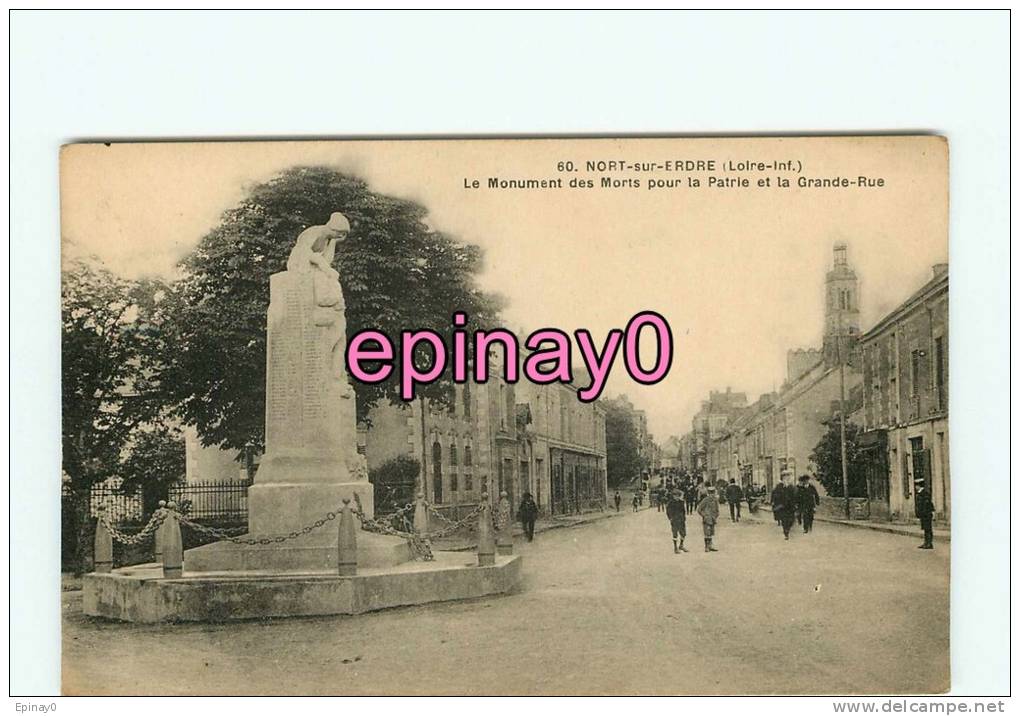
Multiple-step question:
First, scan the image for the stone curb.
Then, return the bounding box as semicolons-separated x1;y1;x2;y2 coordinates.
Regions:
759;505;950;542
435;508;631;552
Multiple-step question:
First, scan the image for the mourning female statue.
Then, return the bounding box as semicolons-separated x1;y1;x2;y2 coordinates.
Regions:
286;212;351;380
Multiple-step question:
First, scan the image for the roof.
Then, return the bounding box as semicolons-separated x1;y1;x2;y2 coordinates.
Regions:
860;271;948;342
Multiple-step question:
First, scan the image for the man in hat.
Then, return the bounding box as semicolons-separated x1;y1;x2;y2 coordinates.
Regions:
725;478;744;522
614;490;622;512
772;475;796;540
796;474;820;533
696;485;720;552
665;486;689;553
914;477;935;549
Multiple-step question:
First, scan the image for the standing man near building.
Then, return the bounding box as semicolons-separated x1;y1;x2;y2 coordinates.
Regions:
796;475;820;533
518;492;539;542
614;490;621;512
665;485;689;553
696;485;720;552
914;477;935;550
725;478;744;522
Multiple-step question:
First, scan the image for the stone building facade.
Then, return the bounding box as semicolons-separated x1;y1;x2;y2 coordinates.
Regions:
361;358;608;518
858;264;949;523
361;375;517;516
516;380;608;516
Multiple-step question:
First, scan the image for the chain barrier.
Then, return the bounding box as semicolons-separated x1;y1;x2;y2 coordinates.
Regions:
97;508;169;545
103;494;490;561
174;509;338;546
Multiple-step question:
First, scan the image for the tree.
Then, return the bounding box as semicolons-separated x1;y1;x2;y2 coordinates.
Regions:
160;166;503;456
604;397;645;487
118;421;187;514
61;256;163;573
809;418;868;497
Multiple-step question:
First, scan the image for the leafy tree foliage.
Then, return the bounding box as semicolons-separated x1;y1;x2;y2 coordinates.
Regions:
118;421;187;514
368;455;421;513
61;256;169;572
603;397;646;487
160;166;503;455
809;418;868;497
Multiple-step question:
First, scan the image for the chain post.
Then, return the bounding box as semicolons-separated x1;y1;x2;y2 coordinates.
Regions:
413;491;429;535
154;500;167;564
496;490;514;556
477;492;496;566
94;506;113;574
338;498;358;577
162;501;183;578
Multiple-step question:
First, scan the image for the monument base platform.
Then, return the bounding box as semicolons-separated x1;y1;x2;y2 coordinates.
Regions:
184;529;411;572
82;553;522;623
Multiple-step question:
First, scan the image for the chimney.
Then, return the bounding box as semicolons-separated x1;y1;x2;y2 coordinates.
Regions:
933;263;948;278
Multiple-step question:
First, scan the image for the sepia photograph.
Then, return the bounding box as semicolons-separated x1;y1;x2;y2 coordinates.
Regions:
58;136;951;695
9;8;1010;706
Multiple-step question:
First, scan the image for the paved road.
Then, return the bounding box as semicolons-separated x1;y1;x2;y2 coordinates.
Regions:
62;507;949;695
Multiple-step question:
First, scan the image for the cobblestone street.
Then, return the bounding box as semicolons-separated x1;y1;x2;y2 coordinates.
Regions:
62;507;949;695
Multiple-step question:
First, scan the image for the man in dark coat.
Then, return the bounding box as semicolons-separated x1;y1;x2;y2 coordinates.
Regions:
614;490;621;512
796;475;820;533
772;476;796;540
665;487;689;553
684;481;698;515
725;478;744;522
518;492;539;542
914;478;935;549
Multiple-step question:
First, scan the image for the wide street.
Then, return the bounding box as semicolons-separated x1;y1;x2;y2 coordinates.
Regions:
62;507;949;695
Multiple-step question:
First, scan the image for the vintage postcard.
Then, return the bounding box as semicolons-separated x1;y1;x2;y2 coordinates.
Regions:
60;136;949;695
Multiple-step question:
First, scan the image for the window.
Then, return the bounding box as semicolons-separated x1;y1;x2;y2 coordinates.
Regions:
910;349;923;396
464;445;473;467
450;473;458;491
463;382;471;418
464;474;473;491
934;336;946;410
450;443;458;466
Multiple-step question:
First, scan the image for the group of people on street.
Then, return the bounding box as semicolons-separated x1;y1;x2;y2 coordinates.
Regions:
661;478;721;553
770;474;820;540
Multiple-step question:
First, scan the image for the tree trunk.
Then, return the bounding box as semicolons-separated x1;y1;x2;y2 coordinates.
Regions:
69;491;94;577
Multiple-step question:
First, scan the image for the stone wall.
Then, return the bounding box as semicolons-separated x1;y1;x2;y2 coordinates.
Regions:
817;496;870;520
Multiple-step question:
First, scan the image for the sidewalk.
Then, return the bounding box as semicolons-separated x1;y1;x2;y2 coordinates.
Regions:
758;505;950;542
431;505;635;551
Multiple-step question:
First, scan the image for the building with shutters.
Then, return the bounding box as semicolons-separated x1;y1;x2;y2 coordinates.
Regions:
858;263;949;523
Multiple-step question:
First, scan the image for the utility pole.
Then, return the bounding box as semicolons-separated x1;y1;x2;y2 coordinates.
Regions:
419;396;428;499
836;314;850;519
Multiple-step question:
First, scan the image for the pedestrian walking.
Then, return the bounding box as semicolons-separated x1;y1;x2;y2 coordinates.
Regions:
684;481;698;515
518;492;539;542
796;475;820;533
665;487;688;553
725;478;743;522
772;476;796;540
614;490;621;512
914;478;935;550
696;485;720;552
632;494;639;512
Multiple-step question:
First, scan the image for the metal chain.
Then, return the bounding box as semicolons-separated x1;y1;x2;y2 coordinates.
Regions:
148;494;487;560
97;508;168;545
174;509;338;546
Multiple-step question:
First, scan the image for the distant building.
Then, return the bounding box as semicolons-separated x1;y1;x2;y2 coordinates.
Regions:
699;243;865;490
858;264;949;522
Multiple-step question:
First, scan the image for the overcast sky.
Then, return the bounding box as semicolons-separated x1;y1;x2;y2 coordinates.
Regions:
61;137;948;442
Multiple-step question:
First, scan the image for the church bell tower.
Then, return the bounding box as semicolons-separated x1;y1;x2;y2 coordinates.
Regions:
822;242;860;367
